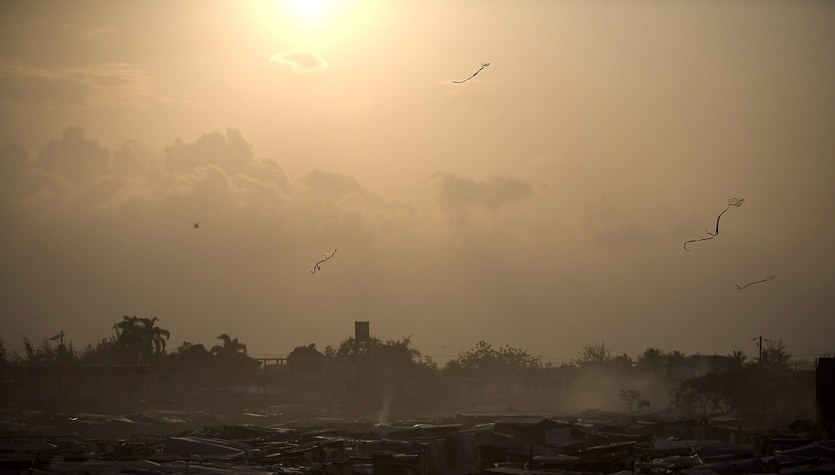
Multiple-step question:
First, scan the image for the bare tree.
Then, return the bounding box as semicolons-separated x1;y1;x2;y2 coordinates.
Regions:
619;389;650;414
574;342;612;367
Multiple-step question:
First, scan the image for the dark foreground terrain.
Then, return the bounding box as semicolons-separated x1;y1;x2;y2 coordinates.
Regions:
1;404;833;474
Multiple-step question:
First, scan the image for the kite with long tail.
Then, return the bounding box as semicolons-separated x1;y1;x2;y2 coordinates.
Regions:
684;198;745;251
310;248;338;274
736;274;775;290
453;63;490;83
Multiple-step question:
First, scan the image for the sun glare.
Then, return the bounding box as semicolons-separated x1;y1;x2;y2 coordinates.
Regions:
261;0;343;29
251;0;356;45
249;0;385;53
285;0;332;24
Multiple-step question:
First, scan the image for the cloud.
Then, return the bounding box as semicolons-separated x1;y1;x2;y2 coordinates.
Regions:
302;169;372;200
32;126;111;183
1;127;297;223
269;51;328;73
249;158;291;192
0;74;89;105
163;129;290;193
81;25;116;40
0;142;74;215
296;170;387;232
436;173;534;210
0;142;27;168
581;198;650;247
0;60;162;107
110;140;163;177
0;20;114;39
0;143;32;199
165;128;255;176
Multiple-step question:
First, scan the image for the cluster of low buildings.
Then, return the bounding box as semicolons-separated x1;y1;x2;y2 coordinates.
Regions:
0;407;833;474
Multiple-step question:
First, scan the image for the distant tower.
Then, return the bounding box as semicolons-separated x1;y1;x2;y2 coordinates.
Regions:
355;321;369;343
353;321;370;359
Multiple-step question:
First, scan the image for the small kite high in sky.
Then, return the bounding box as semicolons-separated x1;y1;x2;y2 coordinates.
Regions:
736;274;776;290
310;248;338;274
684;197;745;251
193;222;200;229
453;62;490;83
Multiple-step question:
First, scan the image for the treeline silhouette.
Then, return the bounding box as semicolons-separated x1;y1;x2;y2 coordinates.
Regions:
0;315;815;420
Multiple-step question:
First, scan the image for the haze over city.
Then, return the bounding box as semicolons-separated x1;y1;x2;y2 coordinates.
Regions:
2;0;834;365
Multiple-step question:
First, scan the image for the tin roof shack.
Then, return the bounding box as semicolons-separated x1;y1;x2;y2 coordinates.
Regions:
471;417;575;472
410;423;465;473
357;423;466;474
16;365;150;412
371;452;421;475
493;416;572;447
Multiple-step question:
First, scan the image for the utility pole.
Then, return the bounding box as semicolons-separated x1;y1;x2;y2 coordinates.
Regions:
49;330;65;347
754;336;763;365
753;336;767;418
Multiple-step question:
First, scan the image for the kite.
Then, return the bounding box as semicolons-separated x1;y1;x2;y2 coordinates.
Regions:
193;222;201;229
736;274;775;290
684;198;745;251
682;233;716;250
453;63;490;83
706;198;745;237
310;248;338;274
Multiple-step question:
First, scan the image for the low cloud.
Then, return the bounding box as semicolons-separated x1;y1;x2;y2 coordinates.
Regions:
582;198;649;247
0;60;162;107
302;170;371;200
0;127;297;222
269;51;328;74
0;20;114;39
31;126;110;183
166;128;255;176
436;173;534;210
165;129;291;195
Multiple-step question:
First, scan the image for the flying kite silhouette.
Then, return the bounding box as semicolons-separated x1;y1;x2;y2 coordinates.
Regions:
684;198;745;251
706;198;745;237
736;274;775;290
453;63;490;83
310;248;338;274
193;222;201;229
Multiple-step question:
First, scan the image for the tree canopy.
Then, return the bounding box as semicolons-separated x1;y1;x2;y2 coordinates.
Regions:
444;340;545;375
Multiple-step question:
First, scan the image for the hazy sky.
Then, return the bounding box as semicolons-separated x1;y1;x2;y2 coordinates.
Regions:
2;0;834;365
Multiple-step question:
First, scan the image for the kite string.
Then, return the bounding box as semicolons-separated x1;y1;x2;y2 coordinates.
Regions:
736;274;776;290
337;259;390;321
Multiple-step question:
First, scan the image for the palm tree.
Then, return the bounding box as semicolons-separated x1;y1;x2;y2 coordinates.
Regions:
113;315;170;363
141;317;170;356
727;350;747;368
210;334;258;387
212;333;247;356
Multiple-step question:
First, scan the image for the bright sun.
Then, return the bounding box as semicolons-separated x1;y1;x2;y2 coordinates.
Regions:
263;0;344;30
251;0;379;49
285;0;333;24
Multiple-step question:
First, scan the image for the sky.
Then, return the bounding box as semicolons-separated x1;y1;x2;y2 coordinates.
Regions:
1;0;834;365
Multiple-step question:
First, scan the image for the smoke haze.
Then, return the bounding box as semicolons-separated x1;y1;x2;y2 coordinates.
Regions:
1;0;834;364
